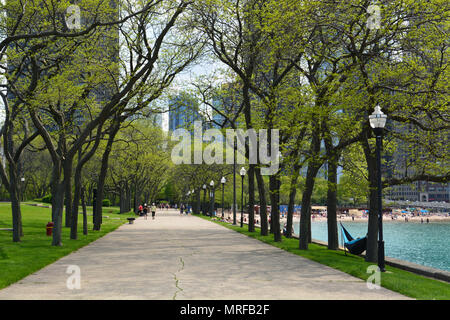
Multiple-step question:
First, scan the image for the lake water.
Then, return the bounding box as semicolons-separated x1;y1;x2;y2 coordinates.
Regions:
293;220;450;272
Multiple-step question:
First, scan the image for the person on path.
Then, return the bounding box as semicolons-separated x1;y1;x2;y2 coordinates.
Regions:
138;204;143;216
143;204;148;220
151;203;157;220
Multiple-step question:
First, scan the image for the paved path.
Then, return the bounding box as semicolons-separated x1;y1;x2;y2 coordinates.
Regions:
0;210;410;299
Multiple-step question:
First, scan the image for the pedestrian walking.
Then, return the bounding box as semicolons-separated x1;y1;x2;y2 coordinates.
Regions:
151;203;157;220
143;204;148;220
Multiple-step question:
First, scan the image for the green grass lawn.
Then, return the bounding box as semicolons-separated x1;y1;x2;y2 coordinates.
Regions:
195;214;450;300
0;202;134;290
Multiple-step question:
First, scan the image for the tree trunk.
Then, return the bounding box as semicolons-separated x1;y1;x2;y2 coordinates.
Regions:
10;183;22;242
286;168;300;238
126;183;131;212
299;123;322;250
326;153;339;250
299;162;321;250
81;187;88;235
64;160;73;228
195;189;201;214
51;181;65;246
70;166;82;240
308;206;312;243
50;162;62;223
242;83;255;232
70;149;86;239
119;186;128;213
269;173;282;242
94;121;120;231
255;166;268;236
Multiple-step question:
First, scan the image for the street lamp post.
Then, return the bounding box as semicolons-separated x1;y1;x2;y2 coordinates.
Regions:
186;191;190;213
240;167;246;228
221;177;226;219
233;141;237;225
21;177;25;202
202;184;207;215
210;180;215;216
191;189;195;214
369;105;387;272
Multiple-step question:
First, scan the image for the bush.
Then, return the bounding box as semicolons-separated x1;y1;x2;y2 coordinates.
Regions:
33;198;42;202
102;199;111;207
41;195;52;203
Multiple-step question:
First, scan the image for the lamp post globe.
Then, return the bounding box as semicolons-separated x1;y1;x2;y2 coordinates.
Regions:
369;105;387;134
369;105;387;272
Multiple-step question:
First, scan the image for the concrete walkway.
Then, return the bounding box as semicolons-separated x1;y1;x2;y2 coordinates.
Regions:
0;210;410;300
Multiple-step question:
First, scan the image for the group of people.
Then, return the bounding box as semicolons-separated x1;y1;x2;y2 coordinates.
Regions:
137;203;157;220
179;204;190;215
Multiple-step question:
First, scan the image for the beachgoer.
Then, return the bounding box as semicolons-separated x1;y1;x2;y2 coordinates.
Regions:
151;203;156;219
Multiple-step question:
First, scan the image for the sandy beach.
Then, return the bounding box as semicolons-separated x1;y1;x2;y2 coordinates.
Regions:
216;211;450;226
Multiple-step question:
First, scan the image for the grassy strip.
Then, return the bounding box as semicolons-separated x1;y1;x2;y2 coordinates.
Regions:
0;202;134;290
194;214;450;300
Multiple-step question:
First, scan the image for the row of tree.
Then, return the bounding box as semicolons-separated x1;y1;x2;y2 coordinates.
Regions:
0;0;202;245
0;1;448;269
170;0;449;264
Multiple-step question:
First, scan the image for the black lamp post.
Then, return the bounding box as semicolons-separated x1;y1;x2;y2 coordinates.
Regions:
191;189;195;214
369;105;387;272
21;177;25;202
202;184;207;215
221;177;226;219
209;180;215;216
240;167;246;227
186;191;190;212
233;141;237;225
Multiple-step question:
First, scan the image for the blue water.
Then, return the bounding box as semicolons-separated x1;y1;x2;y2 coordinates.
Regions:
293;220;450;272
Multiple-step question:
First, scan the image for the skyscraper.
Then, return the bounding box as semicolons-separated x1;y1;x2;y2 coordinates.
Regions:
168;93;202;131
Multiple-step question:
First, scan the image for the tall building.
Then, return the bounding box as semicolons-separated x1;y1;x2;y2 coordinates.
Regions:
168;93;202;131
385;123;450;203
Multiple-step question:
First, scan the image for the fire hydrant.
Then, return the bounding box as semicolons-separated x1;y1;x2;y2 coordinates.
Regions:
46;222;54;236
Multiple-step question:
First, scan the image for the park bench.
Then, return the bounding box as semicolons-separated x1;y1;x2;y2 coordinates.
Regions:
127;217;135;224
